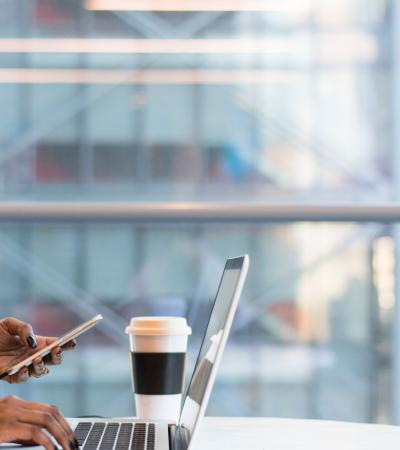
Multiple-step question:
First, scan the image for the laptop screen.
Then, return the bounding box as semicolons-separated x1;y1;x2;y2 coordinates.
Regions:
179;256;248;439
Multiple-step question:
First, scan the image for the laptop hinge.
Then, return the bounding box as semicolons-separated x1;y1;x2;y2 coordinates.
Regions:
168;425;190;450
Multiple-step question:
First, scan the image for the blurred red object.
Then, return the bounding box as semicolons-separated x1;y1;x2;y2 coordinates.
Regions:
267;301;299;332
22;302;75;337
34;3;65;24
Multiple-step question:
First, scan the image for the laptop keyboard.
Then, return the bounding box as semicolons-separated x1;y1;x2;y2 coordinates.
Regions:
74;422;155;450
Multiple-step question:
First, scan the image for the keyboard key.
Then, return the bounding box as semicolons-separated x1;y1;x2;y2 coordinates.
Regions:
115;424;133;450
146;424;155;450
131;424;146;450
75;422;93;446
99;423;120;450
83;423;106;450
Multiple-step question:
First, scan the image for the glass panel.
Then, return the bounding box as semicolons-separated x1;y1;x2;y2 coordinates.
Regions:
0;0;396;428
87;86;136;144
0;0;390;200
0;222;390;424
31;225;78;300
86;224;136;300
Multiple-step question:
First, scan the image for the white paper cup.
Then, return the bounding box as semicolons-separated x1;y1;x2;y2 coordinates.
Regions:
126;316;192;422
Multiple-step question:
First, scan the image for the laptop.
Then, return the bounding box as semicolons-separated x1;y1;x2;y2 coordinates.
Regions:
67;255;249;450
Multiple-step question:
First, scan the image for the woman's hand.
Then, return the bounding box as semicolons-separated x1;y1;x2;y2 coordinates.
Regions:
0;395;78;450
0;317;76;384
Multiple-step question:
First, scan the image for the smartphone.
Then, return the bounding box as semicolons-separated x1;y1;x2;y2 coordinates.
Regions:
0;314;103;378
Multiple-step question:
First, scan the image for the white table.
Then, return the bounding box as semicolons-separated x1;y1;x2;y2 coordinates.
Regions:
192;417;400;450
2;417;398;450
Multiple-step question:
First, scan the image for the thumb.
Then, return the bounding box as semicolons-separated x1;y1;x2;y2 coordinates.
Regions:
2;317;37;349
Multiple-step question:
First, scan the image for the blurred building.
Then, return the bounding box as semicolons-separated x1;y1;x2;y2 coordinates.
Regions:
0;0;396;424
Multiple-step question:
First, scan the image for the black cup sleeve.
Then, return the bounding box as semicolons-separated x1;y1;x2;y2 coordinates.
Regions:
131;352;186;395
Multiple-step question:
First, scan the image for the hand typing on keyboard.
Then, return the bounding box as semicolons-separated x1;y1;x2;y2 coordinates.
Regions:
0;395;79;450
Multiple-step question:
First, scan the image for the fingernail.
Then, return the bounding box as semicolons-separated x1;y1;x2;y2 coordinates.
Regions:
20;368;29;380
27;336;37;349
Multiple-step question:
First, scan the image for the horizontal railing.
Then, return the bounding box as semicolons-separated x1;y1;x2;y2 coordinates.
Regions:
0;202;398;222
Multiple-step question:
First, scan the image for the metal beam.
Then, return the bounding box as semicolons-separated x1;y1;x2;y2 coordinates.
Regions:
0;202;399;222
391;0;400;426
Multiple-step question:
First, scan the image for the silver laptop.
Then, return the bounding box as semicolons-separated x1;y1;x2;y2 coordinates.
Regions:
68;255;249;450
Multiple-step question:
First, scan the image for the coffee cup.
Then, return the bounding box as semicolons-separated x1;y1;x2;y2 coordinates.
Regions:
125;316;192;422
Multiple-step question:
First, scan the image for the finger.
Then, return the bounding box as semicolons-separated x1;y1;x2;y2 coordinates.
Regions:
7;367;30;384
61;339;77;351
35;335;57;348
31;357;47;376
31;366;50;378
23;401;76;444
2;317;37;348
35;337;76;357
49;347;63;365
18;408;74;450
8;423;55;450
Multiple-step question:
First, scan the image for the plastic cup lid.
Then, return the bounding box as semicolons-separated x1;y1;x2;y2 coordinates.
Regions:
125;316;192;336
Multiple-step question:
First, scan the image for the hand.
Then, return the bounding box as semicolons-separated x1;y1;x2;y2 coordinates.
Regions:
0;317;77;384
0;395;78;450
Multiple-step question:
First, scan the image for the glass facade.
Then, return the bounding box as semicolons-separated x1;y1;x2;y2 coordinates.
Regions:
0;0;397;424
